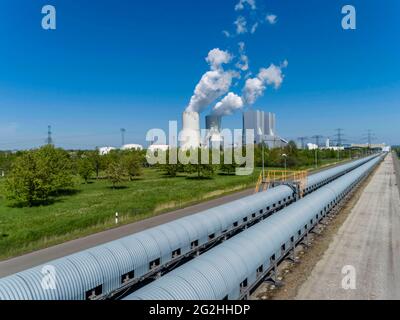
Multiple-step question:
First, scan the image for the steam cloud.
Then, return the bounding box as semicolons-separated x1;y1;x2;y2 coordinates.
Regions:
212;92;244;116
266;14;277;24
242;61;288;105
234;16;247;34
206;48;232;70
186;49;237;113
236;42;249;71
235;0;257;11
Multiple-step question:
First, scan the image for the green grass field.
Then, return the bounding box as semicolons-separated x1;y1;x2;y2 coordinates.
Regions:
0;159;346;260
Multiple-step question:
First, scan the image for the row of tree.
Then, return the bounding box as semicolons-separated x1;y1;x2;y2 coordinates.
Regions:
1;142;360;207
157;141;357;178
1;146;145;207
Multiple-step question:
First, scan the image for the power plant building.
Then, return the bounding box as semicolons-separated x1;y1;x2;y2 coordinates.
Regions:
242;110;287;148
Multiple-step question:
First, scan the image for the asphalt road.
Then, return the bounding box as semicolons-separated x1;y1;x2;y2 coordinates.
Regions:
0;159;353;278
0;188;256;277
296;154;400;300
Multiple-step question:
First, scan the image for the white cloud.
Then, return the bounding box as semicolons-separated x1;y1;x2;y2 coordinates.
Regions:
266;14;277;24
234;16;247;34
205;48;232;70
212;92;244;116
235;0;257;11
250;22;259;34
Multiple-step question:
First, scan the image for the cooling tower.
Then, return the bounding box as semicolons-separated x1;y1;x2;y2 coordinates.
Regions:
180;111;201;150
205;115;223;147
206;115;222;132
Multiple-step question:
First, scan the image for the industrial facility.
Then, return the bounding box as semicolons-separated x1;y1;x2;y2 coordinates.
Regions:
178;109;288;150
0;154;382;300
242;110;288;148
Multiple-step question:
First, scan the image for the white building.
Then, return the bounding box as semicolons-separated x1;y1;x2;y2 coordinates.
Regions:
98;147;117;155
307;143;318;150
148;144;169;153
121;144;143;151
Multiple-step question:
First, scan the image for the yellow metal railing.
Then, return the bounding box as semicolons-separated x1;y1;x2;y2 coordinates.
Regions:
255;169;308;197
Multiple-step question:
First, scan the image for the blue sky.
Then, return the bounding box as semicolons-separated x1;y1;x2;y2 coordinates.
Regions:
0;0;399;149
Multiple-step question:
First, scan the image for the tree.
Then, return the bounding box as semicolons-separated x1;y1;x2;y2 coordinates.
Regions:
4;152;44;206
4;145;74;206
122;151;143;181
35;145;74;194
219;149;238;175
162;148;183;177
78;157;94;183
185;148;216;179
88;149;104;179
106;161;127;189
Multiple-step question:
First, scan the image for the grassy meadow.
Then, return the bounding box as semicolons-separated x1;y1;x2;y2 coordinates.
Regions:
0;158;346;260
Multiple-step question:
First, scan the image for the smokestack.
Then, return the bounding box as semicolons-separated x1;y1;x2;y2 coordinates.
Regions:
181;111;201;150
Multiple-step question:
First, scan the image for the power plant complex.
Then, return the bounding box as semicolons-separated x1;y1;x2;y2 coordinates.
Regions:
179;109;287;150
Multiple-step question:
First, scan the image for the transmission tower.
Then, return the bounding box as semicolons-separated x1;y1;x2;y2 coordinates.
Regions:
311;135;324;147
366;129;376;148
46;125;53;145
297;137;308;149
334;128;345;147
120;128;126;146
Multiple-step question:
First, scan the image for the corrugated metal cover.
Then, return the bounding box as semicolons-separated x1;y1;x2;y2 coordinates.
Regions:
0;275;33;300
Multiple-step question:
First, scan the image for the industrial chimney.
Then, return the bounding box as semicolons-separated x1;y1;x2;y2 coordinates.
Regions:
180;111;201;150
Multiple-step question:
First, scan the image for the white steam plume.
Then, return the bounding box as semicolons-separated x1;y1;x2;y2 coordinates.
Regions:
266;14;277;24
212;92;244;116
234;16;247;34
258;64;284;88
235;0;257;11
206;48;232;70
243;77;265;105
186;49;237;113
242;61;288;105
235;42;249;71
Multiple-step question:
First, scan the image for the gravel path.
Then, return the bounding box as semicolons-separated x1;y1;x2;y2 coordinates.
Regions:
296;154;400;300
